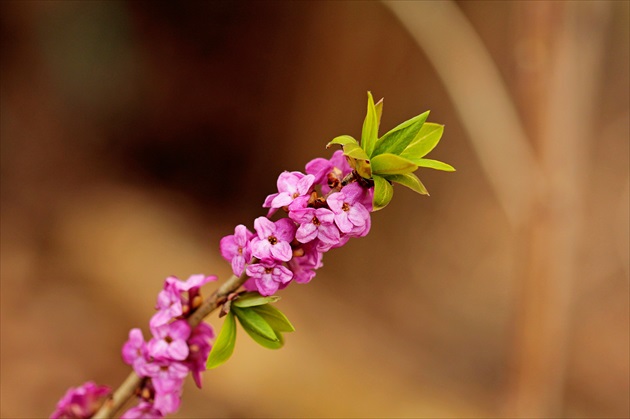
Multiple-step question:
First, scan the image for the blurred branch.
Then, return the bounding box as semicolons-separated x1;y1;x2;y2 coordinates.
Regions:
383;0;543;228
385;1;610;417
506;2;610;416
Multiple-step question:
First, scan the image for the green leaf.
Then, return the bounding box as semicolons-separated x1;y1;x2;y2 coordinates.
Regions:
372;110;430;157
232;306;278;341
233;292;280;308
400;123;444;160
348;156;372;179
206;313;237;369
326;135;358;149
240;322;284;350
374;98;383;131
342;143;370;161
383;173;429;196
252;304;295;333
371;153;418;175
413;158;455;172
372;175;394;211
361;92;379;157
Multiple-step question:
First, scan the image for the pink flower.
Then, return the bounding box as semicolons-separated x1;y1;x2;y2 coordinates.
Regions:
148;320;192;361
327;182;371;237
288;243;323;284
50;381;111;419
150;274;217;330
250;217;296;262
121;401;163;419
185;322;215;389
263;171;315;216
245;259;293;296
290;207;340;249
122;328;148;371
152;385;182;416
220;224;254;276
305;150;352;193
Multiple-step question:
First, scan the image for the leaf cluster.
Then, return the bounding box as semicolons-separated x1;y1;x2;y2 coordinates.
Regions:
206;292;295;370
327;92;454;210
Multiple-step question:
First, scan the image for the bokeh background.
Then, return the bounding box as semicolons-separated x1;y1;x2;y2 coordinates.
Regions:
1;1;628;418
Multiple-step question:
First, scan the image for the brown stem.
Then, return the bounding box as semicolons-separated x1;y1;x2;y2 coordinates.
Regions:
93;270;250;418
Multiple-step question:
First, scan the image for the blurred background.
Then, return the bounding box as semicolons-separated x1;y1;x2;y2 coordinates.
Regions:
1;1;628;418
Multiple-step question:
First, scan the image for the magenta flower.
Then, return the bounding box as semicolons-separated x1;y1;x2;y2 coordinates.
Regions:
50;381;111;419
250;217;296;262
290;207;340;250
288;243;323;284
121;401;163;419
327;182;371;237
150;274;216;330
305;150;352;193
246;259;293;296
185;322;215;388
122;328;148;371
263;171;315;216
152;385;183;416
148;320;192;361
151;284;182;330
220;224;254;276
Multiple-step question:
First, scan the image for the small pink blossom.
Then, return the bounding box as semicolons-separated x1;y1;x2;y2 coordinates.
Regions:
305;150;352;193
288;243;323;284
250;217;296;262
327;182;371;237
246;259;293;296
139;361;189;392
185;322;215;389
150;274;216;330
290;207;340;249
263;171;315;216
152;386;183;416
121;401;163;419
122;328;148;370
305;150;352;183
220;224;254;276
148;320;192;361
50;381;111;419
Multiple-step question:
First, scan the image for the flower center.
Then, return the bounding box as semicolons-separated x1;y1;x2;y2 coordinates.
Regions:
292;192;299;199
312;216;320;226
268;235;278;245
264;267;274;274
165;336;173;344
342;202;350;212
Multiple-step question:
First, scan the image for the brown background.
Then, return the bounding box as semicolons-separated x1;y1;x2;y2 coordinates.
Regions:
1;1;628;418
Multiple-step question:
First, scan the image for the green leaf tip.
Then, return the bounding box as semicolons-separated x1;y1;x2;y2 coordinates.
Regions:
233;306;278;341
206;312;237;370
361;92;379;157
371;153;418;176
372;110;430;157
233;292;281;308
234;303;295;351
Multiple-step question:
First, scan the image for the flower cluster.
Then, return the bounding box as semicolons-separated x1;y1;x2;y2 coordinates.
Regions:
120;274;217;418
221;150;373;296
50;381;111;419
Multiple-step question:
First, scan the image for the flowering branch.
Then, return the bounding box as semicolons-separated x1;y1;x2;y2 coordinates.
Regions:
93;271;249;418
50;92;454;419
